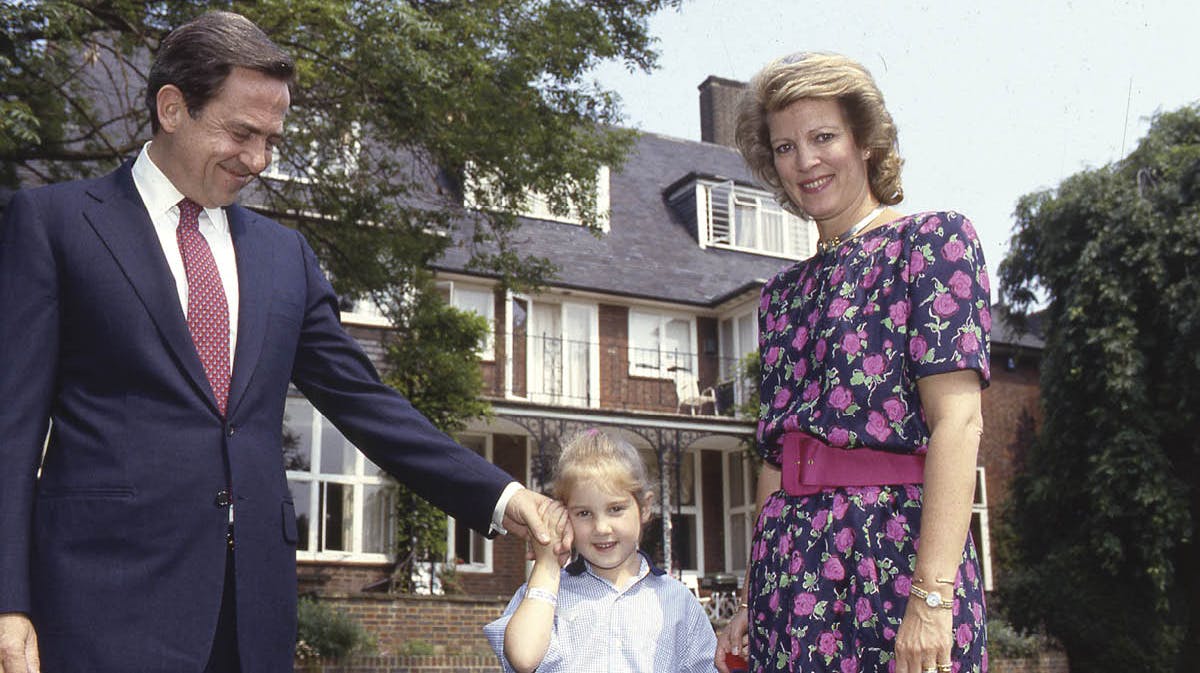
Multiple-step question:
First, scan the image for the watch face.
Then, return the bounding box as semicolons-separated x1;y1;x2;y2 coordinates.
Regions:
925;592;943;608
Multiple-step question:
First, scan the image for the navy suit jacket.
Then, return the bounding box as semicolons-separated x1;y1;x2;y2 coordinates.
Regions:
0;162;513;672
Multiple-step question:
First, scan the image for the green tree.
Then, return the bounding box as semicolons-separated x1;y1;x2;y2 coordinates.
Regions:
998;104;1200;672
2;0;679;590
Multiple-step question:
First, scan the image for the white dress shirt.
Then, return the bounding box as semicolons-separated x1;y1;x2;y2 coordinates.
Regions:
131;144;239;369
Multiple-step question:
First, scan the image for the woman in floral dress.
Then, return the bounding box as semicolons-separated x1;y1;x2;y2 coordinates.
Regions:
714;53;990;673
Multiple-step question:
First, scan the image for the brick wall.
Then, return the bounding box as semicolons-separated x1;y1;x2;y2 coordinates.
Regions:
299;561;395;595
316;594;508;658
980;355;1040;516
298;654;500;673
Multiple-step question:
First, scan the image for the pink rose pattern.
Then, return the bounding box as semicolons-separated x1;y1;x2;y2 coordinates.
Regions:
756;211;991;457
747;488;987;672
747;212;990;672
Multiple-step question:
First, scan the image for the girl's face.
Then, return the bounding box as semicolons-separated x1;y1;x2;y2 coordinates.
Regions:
566;479;650;587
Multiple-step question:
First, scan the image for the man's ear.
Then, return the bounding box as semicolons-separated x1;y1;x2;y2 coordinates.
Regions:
156;84;188;133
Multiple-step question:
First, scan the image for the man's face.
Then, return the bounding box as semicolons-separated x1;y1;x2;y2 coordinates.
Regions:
154;66;289;208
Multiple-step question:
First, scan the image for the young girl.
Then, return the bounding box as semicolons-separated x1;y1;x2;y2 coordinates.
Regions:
484;429;717;673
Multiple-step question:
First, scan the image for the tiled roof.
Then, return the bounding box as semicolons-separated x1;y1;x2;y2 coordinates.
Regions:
434;131;793;307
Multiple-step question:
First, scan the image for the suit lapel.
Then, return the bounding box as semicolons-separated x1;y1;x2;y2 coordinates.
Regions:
82;163;219;413
226;204;272;418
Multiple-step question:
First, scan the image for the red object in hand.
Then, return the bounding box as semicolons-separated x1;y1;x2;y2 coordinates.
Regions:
725;652;749;673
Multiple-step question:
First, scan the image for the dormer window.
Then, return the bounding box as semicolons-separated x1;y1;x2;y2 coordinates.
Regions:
464;165;610;231
671;177;817;259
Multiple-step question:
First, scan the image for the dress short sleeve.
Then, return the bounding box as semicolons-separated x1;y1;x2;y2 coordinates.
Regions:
902;211;991;386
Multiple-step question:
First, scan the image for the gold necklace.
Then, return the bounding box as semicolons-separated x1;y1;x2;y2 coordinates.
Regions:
817;205;886;254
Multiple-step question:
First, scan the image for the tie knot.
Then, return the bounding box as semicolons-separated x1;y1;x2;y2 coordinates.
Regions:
178;198;203;231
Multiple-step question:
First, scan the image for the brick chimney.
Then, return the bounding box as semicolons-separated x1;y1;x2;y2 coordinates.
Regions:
699;75;747;148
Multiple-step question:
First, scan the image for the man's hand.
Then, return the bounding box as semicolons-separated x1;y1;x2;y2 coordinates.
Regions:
503;488;573;560
0;613;40;673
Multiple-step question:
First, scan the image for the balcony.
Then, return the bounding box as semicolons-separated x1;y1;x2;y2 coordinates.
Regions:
480;331;754;416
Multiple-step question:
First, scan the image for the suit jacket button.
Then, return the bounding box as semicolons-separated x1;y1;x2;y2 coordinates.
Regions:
225;424;235;437
215;490;232;508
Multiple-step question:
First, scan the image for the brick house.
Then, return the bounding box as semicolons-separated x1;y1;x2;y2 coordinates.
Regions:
284;77;1044;615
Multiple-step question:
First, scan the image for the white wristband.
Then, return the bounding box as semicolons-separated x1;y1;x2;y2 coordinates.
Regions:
525;587;558;607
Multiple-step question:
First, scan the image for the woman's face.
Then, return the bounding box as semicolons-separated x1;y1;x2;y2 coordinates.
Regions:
767;98;875;231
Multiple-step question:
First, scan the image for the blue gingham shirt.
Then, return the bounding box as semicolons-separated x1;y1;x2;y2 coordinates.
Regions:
484;552;718;673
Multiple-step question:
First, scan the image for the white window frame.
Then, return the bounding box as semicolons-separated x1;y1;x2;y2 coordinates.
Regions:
627;309;698;381
285;396;397;563
504;292;600;408
719;306;760;410
972;466;994;591
439;280;496;361
447;433;494;573
696;179;816;259
464;164;611;232
723;449;756;574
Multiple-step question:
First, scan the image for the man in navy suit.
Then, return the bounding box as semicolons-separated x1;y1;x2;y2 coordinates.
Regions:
0;11;565;673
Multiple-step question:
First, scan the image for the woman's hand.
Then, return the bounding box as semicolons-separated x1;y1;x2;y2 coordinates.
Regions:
715;607;749;673
893;599;954;673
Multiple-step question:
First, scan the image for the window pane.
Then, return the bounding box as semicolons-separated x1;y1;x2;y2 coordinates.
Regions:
720;319;735;380
319;421;355;475
511;298;527;397
283;398;314;473
563;304;592;405
761;209;785;253
320;482;352;552
737;313;756;358
707;183;732;244
289;480;312;551
663;318;691;374
531;303;563;400
729;454;745;507
361;483;395;554
454;287;493;318
629;312;661;374
453;287;495;357
734;201;757;248
730;513;747;571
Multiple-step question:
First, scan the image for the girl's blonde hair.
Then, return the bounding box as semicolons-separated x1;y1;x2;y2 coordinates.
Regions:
551;429;652;508
734;51;904;218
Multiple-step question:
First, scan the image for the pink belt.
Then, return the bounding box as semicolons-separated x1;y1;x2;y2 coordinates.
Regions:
780;432;926;496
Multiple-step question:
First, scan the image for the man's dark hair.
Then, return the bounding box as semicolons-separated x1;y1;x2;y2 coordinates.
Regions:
146;11;295;133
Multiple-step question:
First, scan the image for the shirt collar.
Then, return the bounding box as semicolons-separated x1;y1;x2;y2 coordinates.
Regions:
563;550;667;579
131;142;227;232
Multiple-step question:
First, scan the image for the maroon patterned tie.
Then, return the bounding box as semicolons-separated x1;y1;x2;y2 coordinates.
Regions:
177;198;230;416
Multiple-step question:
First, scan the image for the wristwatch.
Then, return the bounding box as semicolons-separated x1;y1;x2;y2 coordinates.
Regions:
908;584;954;610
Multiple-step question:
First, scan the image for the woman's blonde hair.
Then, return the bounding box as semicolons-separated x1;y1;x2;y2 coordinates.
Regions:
734;52;904;217
552;429;652;509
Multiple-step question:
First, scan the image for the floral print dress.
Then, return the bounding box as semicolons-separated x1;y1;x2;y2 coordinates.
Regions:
750;211;990;673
